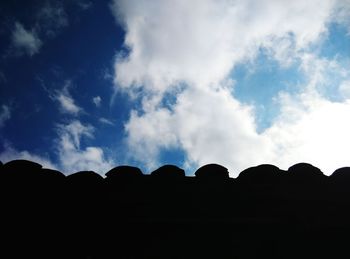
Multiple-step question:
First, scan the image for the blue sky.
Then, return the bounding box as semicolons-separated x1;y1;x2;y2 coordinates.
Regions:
1;0;350;176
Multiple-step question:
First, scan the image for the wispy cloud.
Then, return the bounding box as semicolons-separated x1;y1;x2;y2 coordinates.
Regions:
8;1;89;57
0;105;11;128
99;117;114;126
92;96;102;107
56;93;82;115
77;0;93;10
36;1;69;38
11;22;42;56
54;81;82;116
56;120;114;174
0;143;57;170
0;119;115;175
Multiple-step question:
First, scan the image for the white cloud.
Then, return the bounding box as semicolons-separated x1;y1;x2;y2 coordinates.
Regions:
339;81;350;99
260;53;350;175
126;86;274;173
56;120;114;174
264;92;350;175
125;107;178;168
92;96;102;107
12;22;42;56
56;94;82;115
0;119;115;175
112;0;337;95
0;144;57;170
58;120;94;148
55;81;82;115
0;105;11;128
112;0;350;176
99;117;114;125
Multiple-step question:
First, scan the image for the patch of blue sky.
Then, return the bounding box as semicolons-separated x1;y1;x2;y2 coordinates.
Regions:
128;82;186;118
231;48;306;133
319;22;350;60
0;2;128;168
118;145;187;175
0;65;59;154
315;23;350;102
158;147;187;172
160;82;187;112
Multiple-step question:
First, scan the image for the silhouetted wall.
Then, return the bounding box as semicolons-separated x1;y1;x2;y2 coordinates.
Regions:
1;160;350;258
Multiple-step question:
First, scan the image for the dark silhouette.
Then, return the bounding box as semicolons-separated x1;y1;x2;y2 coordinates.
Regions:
329;166;350;186
287;162;326;183
2;159;350;258
105;165;143;179
194;163;229;180
236;164;283;184
151;164;185;179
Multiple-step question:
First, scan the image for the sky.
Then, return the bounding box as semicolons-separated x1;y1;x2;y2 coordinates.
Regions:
0;0;350;177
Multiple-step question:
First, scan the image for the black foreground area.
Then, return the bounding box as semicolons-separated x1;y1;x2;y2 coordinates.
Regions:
2;160;350;258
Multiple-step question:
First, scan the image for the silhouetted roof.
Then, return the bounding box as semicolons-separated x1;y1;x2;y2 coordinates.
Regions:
1;158;350;259
67;171;104;185
237;164;282;184
151;164;185;179
1;160;43;184
329;167;350;183
287;163;326;183
194;164;229;179
41;168;66;180
2;159;42;173
105;165;143;178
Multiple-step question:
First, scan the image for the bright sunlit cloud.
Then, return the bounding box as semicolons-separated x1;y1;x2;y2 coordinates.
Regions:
112;0;350;175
